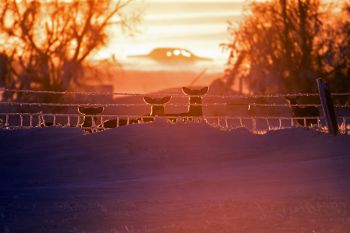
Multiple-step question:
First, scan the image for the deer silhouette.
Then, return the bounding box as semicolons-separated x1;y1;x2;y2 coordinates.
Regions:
285;96;319;127
78;106;104;132
77;87;209;132
78;106;140;132
77;96;172;132
100;96;172;128
182;86;208;116
99;116;140;129
168;86;208;122
142;96;171;122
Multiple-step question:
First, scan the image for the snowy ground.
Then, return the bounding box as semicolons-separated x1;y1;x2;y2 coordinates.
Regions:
1;120;350;233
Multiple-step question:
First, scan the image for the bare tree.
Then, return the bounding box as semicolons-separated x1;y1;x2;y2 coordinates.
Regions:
315;2;350;102
225;0;324;94
0;0;139;101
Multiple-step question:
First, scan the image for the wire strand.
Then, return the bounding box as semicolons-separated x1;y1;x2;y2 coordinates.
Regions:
0;112;325;120
1;101;350;108
0;101;229;107
1;88;333;98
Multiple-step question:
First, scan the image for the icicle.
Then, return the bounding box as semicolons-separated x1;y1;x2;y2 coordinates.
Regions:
37;115;41;127
278;118;282;129
290;118;294;127
303;118;307;128
266;118;271;130
53;115;56;126
91;115;96;129
29;115;33;127
252;118;257;132
99;116;104;130
67;115;71;127
224;117;229;129
20;114;23;128
5;114;9;127
76;115;81;128
239;117;243;127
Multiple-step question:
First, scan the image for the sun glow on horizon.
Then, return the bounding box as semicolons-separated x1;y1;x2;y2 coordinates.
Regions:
94;0;246;62
94;0;340;62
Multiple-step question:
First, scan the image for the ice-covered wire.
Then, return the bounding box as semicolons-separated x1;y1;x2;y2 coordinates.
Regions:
0;101;229;107
249;103;350;108
248;103;322;107
2;101;350;108
1;88;199;98
0;112;324;120
3;112;349;135
0;88;337;99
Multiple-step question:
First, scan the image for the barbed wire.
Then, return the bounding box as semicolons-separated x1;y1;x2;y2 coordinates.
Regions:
1;89;350;134
0;112;324;120
2;88;179;97
330;93;350;96
2;111;349;135
1;101;350;108
0;101;229;107
232;103;350;108
248;103;322;107
2;88;346;99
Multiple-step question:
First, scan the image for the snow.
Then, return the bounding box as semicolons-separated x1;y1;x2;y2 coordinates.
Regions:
1;120;350;232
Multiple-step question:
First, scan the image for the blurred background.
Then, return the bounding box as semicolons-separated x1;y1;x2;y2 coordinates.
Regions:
0;0;349;100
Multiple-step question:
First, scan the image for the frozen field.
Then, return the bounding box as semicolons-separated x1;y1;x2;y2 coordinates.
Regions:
1;120;350;232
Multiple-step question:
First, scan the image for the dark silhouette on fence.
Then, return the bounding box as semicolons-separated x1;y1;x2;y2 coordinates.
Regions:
285;97;319;127
144;96;171;116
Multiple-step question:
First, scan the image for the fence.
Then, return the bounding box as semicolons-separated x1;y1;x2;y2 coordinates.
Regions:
1;88;350;134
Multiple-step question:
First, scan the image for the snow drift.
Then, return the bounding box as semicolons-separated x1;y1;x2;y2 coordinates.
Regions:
1;120;350;232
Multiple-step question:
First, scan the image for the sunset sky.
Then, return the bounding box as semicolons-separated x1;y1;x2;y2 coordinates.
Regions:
97;0;338;62
96;0;248;61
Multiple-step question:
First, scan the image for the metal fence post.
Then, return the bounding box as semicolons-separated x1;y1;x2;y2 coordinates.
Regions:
316;78;338;135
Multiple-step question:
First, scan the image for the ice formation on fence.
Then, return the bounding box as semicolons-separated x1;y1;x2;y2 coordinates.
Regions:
0;88;349;134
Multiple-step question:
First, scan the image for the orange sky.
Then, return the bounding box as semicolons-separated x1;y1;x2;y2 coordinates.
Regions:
95;0;338;62
94;0;247;61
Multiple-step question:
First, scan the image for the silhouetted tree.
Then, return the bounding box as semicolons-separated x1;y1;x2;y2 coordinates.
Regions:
315;2;350;102
0;0;139;101
225;0;325;94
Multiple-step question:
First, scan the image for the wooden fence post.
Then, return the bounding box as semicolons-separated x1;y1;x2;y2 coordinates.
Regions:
316;78;338;135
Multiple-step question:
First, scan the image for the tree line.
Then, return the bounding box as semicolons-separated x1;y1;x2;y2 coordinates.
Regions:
225;0;350;101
